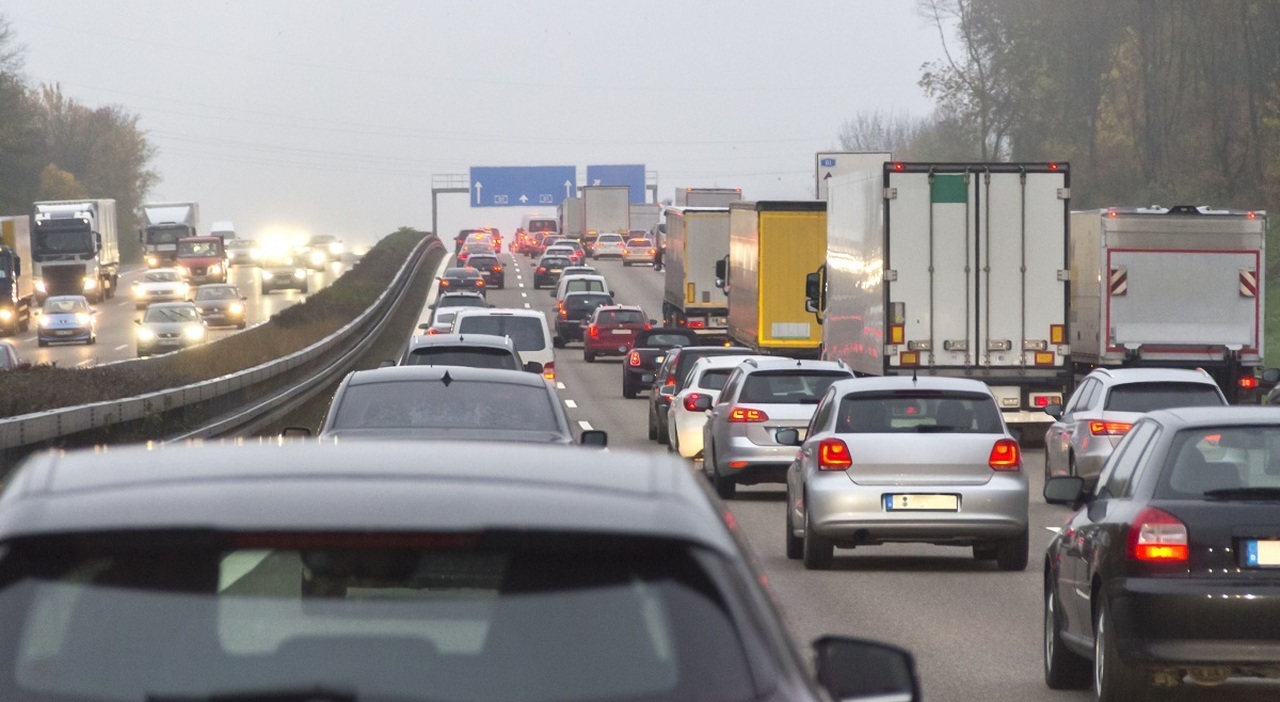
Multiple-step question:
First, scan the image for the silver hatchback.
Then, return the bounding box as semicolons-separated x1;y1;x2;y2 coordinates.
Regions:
782;376;1029;571
702;358;853;498
1043;367;1226;485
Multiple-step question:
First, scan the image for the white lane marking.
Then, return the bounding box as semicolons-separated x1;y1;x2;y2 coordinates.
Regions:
521;292;527;298
556;382;566;389
564;399;577;409
1045;527;1061;534
524;302;531;308
75;359;96;369
114;344;128;351
577;420;593;431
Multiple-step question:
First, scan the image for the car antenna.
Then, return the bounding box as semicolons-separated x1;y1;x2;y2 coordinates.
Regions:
912;367;918;384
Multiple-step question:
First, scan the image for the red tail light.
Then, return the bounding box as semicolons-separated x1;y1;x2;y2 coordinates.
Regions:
559;308;567;319
493;265;503;272
988;439;1021;471
537;267;546;274
683;392;705;412
728;407;769;423
476;280;485;287
1240;376;1259;390
628;350;641;366
687;320;705;329
589;325;599;339
440;280;451;287
1128;507;1188;562
818;438;852;470
664;375;677;386
1089;421;1132;436
542;362;556;381
648;249;656;255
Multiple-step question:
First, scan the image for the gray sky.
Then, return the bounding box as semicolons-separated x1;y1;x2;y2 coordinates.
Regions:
6;1;945;245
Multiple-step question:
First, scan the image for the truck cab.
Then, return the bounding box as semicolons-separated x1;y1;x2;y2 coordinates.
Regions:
175;236;227;285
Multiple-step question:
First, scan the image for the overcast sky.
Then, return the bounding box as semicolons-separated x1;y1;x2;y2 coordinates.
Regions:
6;1;946;244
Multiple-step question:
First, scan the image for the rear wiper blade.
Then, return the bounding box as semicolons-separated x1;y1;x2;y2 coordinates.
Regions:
149;687;357;702
1203;487;1280;500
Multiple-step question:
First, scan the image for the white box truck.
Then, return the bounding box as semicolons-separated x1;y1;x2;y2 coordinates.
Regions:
31;199;120;303
140;201;199;268
662;206;730;337
1069;205;1266;402
556;198;583;241
809;163;1071;433
675;187;741;207
581;186;630;247
630;203;662;237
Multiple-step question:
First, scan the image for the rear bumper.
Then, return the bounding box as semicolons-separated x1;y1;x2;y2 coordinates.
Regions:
556;321;585;341
1107;577;1280;666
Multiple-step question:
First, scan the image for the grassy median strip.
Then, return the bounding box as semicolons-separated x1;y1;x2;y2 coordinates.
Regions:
0;229;428;418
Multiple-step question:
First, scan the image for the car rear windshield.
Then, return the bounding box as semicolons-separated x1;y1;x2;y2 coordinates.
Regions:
540;257;571;268
336;379;558;431
739;371;850;405
468;257;499;269
456;316;546;352
436;296;486;309
1154;426;1280;498
403;347;520;371
565;294;612;311
836;391;1003;433
1105;382;1225;412
638;332;696;348
0;533;772;702
595;309;646;325
528;219;557;232
564;279;605;293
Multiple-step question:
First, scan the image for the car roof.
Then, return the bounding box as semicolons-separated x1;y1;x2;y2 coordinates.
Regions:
43;294;89;302
196;283;237;290
437;291;485;299
0;443;733;554
692;354;768;371
594;304;644;313
561;273;606;282
1086;367;1220;385
827;375;996;395
454;306;544;319
346;364;541;387
734;357;850;374
444;267;481;275
404;333;515;352
144;301;198;310
1140;406;1280;428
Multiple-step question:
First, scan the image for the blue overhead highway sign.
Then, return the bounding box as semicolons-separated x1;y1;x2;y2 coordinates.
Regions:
469;166;576;208
586;164;646;204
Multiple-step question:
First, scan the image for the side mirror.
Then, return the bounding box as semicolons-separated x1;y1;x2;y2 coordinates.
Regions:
609;290;615;297
1044;476;1087;506
1043;403;1063;419
775;428;802;446
418;323;431;332
649;319;658;325
692;395;713;412
1262;368;1280;384
658;385;676;398
280;426;313;439
579;429;608;447
524;361;544;374
813;636;920;702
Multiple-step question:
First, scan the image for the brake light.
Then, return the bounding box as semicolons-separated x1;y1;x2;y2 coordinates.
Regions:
542;362;555;381
537;267;546;274
628;350;641;366
1128;507;1188;562
493;265;503;272
729;407;769;422
988;439;1021;471
649;249;656;255
1089;420;1132;436
589;325;599;339
818;438;852;470
1240;376;1259;390
683;392;705;412
687;320;705;329
476;280;485;287
440;280;451;287
559;307;568;319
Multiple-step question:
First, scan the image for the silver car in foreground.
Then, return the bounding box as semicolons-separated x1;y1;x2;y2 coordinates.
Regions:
782;376;1029;571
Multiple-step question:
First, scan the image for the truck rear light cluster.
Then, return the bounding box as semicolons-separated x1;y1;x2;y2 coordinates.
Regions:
1128;507;1188;561
728;407;768;423
1089;421;1132;436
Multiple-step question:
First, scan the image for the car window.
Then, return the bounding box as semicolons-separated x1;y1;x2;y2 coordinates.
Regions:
335;379;559;431
1096;420;1160;499
738;371;849;405
436;296;486;309
718;371;744;403
196;287;237;300
595;309;646;325
144;270;181;283
402;347;520;371
808;388;838;433
540;258;570;267
1154;426;1280;498
565;295;611;311
566;280;605;293
143;306;199;323
1104;382;1225;412
0;533;767;701
456;316;547;352
695;368;734;391
638;333;694;348
1064;378;1097;414
834;391;1003;433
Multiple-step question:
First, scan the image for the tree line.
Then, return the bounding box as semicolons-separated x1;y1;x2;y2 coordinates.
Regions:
843;0;1280;218
0;16;156;261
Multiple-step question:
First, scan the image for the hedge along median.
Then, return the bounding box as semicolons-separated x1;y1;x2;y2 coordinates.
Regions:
0;228;432;419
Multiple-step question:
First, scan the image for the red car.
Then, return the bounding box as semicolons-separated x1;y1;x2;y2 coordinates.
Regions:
582;305;652;363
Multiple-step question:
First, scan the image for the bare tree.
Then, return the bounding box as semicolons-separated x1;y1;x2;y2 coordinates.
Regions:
837;110;924;154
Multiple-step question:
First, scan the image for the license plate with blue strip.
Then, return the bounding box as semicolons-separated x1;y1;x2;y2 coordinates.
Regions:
1244;540;1280;567
883;494;959;511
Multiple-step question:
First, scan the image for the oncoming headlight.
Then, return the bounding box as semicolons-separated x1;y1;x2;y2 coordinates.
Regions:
183;325;205;341
136;328;157;342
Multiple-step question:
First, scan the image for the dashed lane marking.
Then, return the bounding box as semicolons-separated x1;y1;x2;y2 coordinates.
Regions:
114;344;128;351
577;420;593;431
564;400;577;409
556;382;566;389
1045;527;1061;534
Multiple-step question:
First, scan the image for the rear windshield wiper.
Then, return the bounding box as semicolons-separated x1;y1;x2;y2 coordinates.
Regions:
1202;487;1280;501
149;687;358;702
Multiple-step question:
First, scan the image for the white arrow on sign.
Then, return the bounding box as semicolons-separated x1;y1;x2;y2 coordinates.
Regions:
519;194;529;204
592;179;601;186
474;182;483;205
564;180;572;198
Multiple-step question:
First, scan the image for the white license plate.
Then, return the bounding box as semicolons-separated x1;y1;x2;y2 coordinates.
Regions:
1245;540;1280;567
883;494;959;511
611;329;632;335
655;356;665;364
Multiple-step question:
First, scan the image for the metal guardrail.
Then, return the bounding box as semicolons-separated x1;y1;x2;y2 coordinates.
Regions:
0;234;442;456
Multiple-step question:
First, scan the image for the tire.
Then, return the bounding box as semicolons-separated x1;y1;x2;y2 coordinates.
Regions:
584;350;596;363
1094;601;1149;702
553;336;565;349
87;335;96;345
785;503;803;560
299;282;309;294
710;457;736;499
802;509;833;569
1044;586;1091;689
623;380;637;399
623;261;631;267
647;407;658;440
237;321;247;330
973;544;998;561
996;529;1029;571
37;339;47;348
656;414;670;445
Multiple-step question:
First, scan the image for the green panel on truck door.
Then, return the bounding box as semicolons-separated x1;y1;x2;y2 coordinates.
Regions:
930;174;968;204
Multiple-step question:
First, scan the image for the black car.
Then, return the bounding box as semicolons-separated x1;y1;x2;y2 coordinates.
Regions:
437;266;485;295
454;227;487;254
554;291;613;346
648;344;754;443
533;255;572;289
1043;406;1280;701
0;442;919;702
466;254;505;289
191;283;248;329
623;327;700;399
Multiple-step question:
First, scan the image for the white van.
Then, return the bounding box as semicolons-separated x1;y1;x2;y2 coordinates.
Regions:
450;307;557;380
520;214;559;239
552;273;612;300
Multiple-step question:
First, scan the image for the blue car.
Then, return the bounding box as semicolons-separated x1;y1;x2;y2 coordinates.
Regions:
36;295;96;346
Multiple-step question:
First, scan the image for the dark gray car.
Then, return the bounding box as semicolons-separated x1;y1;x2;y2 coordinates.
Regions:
0;441;920;702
